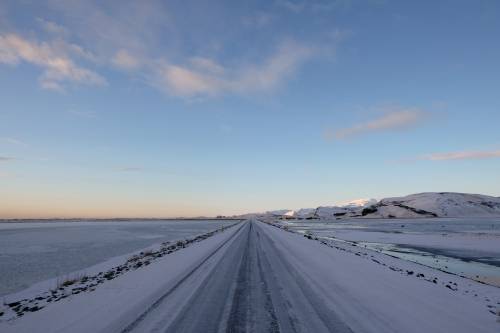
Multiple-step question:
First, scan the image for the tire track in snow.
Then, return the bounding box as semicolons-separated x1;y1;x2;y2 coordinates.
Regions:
120;221;247;333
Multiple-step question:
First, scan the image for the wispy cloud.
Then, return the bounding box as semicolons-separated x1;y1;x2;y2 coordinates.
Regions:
118;167;143;172
0;33;106;91
0;156;15;162
45;0;169;61
421;150;500;161
327;108;426;140
36;18;69;37
159;41;314;97
242;12;274;28
392;149;500;164
0;137;27;146
1;1;338;98
112;49;141;70
276;0;351;13
276;0;306;13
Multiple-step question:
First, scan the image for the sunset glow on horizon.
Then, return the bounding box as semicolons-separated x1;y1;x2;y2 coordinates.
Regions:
1;0;499;218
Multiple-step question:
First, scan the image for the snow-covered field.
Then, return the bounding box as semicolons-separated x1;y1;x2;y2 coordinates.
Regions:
276;218;500;287
0;219;238;297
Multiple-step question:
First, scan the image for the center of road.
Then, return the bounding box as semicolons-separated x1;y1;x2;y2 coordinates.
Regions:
125;220;353;333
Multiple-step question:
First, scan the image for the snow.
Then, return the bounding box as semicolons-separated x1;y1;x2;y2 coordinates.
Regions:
261;221;500;332
0;223;245;333
250;192;500;219
369;192;500;218
264;209;291;217
276;217;500;286
1;220;499;332
339;198;378;208
0;219;235;296
295;207;317;216
332;229;500;253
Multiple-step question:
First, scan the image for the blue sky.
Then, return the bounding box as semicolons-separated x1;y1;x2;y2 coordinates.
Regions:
1;0;499;218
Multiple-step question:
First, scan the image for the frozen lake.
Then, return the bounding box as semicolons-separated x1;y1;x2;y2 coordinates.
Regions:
277;218;500;287
0;219;239;296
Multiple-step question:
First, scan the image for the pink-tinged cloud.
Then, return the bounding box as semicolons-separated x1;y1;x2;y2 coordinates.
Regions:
112;49;141;70
0;33;106;91
422;150;500;161
36;18;69;37
330;108;426;140
160;41;314;97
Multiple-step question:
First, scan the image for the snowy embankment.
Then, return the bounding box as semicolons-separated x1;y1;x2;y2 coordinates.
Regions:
262;221;500;332
0;222;240;322
1;220;499;332
0;223;245;332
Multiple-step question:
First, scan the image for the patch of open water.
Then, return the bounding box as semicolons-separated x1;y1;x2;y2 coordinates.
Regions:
282;218;500;287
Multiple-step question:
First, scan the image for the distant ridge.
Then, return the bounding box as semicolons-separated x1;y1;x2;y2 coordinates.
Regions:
245;192;500;219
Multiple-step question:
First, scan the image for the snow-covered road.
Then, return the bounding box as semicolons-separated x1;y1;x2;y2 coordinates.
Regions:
126;220;352;333
2;220;499;332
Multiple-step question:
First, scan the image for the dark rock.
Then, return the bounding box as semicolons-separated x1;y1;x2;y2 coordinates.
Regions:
361;206;378;216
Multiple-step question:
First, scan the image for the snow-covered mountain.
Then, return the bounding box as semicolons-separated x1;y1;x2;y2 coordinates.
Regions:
339;198;378;209
265;209;292;217
250;192;500;220
308;199;378;218
362;192;500;218
274;199;377;219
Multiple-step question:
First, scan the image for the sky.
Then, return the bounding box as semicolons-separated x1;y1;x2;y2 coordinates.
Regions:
1;0;500;218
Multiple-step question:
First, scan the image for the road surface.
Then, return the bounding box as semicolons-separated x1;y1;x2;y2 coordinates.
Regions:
123;220;353;332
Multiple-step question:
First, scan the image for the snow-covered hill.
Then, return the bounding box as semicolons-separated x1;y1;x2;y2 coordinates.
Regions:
362;192;500;218
251;192;500;220
309;199;380;218
340;198;378;209
271;199;377;219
